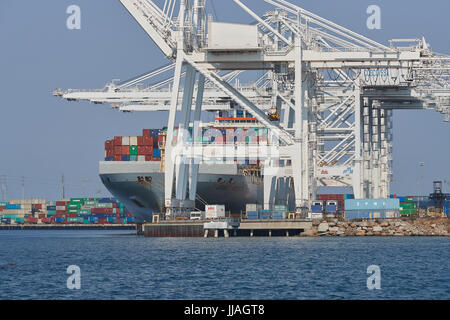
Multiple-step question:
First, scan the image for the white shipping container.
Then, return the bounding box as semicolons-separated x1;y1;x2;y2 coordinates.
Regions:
246;204;262;212
309;212;323;220
205;205;226;219
122;136;130;145
137;155;146;162
56;206;66;211
130;136;138;146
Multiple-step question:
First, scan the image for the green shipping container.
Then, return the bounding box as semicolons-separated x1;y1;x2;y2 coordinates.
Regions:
400;202;417;209
67;217;84;223
78;210;91;215
84;200;97;206
2;214;19;219
67;204;81;209
47;210;57;216
400;209;417;216
130;145;138;155
70;198;84;204
0;202;9;206
67;209;78;214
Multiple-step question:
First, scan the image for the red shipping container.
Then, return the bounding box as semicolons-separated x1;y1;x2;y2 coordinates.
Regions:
41;217;52;224
32;204;42;210
98;218;107;224
137;136;144;145
121;145;130;155
26;217;38;224
66;214;78;218
106;149;114;157
153;157;161;161
114;136;122;146
114;146;122;155
105;140;114;150
56;201;67;206
56;210;66;215
138;146;153;155
143;129;150;136
38;213;46;219
145;155;153;161
0;207;5;211
141;135;153;146
114;155;121;161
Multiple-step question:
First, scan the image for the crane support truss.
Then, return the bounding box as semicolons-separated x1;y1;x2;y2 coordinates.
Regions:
56;0;450;217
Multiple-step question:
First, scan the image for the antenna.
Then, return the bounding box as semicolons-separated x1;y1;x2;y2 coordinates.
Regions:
21;176;25;200
1;175;6;202
61;174;65;199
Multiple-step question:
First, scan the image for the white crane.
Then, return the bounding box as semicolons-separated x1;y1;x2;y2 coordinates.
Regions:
56;0;450;217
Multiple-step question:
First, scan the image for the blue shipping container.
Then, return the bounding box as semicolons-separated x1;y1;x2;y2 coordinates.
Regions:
47;206;56;211
104;157;114;161
272;212;286;219
6;204;21;209
345;199;399;211
246;211;259;219
345;211;399;221
121;155;130;161
311;205;323;213
153;149;161;157
445;205;450;217
325;205;337;213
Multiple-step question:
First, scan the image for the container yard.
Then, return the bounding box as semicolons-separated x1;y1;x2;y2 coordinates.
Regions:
0;197;135;227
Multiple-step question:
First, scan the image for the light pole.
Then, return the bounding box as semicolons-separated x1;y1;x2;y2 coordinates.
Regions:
419;162;424;216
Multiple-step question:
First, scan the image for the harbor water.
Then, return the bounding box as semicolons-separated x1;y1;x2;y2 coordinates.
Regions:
0;230;449;300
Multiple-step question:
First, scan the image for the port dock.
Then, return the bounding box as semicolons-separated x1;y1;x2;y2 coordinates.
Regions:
143;219;312;237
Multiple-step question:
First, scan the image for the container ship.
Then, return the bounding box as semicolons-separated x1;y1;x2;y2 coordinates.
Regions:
99;114;298;223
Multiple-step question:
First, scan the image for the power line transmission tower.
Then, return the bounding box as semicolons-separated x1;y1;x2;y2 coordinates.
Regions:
1;175;6;202
61;174;65;199
21;176;25;200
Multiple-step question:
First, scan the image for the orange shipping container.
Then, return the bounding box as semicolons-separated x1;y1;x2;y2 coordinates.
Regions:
121;145;130;155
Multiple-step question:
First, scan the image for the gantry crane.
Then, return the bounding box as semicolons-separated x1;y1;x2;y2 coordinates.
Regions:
56;0;450;217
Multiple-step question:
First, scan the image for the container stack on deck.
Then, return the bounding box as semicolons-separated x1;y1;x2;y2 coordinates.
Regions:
103;126;273;165
0;198;135;225
104;129;162;162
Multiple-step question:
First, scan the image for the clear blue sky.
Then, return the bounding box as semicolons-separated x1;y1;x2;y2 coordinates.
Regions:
0;0;449;200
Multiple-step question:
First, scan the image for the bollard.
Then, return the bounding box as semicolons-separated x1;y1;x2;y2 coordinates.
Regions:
214;229;219;238
204;229;209;238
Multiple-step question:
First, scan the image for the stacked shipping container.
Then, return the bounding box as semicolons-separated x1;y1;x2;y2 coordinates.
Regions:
0;198;135;225
104;129;161;162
